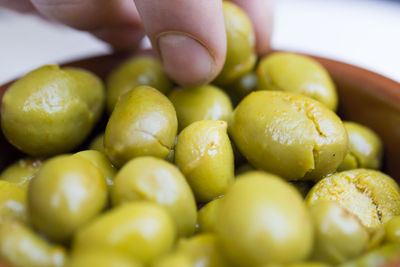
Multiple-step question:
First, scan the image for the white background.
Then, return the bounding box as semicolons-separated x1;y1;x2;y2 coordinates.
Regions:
1;0;400;84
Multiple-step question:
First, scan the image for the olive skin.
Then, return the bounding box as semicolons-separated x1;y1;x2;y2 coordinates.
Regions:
0;158;44;190
197;197;222;233
106;56;172;112
215;2;256;85
73;150;117;187
216;171;314;266
0;180;27;224
309;201;369;264
1;65;102;156
66;251;143;267
338;122;383;171
88;133;105;153
72;202;176;264
229;91;348;181
306;169;400;231
105;85;178;168
28;155;108;243
175;120;234;202
111;156;197;237
256;52;338;111
225;71;258;104
152;252;193;267
384;216;400;243
169;85;233;132
0;221;66;267
339;243;400;267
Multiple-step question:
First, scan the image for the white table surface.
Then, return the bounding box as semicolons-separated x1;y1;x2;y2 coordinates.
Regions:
1;0;400;84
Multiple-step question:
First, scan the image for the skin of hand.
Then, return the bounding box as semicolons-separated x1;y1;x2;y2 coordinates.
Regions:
0;0;274;86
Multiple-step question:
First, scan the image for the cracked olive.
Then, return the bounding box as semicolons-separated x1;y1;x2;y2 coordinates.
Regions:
0;180;26;224
104;85;178;168
229;91;348;181
0;158;44;190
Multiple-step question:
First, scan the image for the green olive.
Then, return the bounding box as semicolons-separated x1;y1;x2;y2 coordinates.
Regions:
0;180;27;224
66;250;143;267
309;201;369;264
175;120;234;202
72;202;176;264
88;133;105;153
63;67;105;123
216;171;314;266
0;158;44;190
106;56;172;112
384;216;400;243
215;2;256;85
224;71;258;104
72;150;117;187
256;52;338;111
229;91;348;181
338;122;383;171
28;155;108;242
104;85;177;168
197;197;222;233
306;169;400;231
1;65;103;156
152;252;192;267
285;263;330;267
111;156;197;237
0;221;66;267
339;243;400;267
168;85;233;132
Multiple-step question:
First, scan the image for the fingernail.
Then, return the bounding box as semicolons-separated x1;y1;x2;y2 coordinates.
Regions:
157;32;215;85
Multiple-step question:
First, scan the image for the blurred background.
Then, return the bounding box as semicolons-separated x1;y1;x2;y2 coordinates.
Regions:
0;0;400;84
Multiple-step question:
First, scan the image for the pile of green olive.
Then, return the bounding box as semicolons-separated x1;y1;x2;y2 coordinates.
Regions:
1;2;400;267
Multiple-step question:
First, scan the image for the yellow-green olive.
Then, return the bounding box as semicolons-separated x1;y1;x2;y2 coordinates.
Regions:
175;120;234;202
152;252;193;267
309;201;369;264
224;71;258;104
216;171;314;266
338;122;383;171
339;243;400;267
88;133;105;154
111;156;197;237
197;197;222;233
28;155;108;242
384;216;400;243
168;85;233;132
72;202;176;264
104;85;177;168
0;158;44;190
215;2;256;85
229;91;348;181
106;56;172;112
256;52;338;111
0;221;66;267
0;180;26;224
285;263;330;267
66;250;143;267
1;65;103;156
73;150;117;187
306;169;400;231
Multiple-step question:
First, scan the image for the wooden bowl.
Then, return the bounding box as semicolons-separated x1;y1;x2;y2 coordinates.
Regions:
0;52;400;266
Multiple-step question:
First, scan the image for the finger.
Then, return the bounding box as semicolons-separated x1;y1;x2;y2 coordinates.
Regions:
0;0;35;13
134;0;226;86
230;0;275;55
30;0;143;50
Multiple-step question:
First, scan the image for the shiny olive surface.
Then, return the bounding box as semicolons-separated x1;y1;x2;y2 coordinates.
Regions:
215;2;256;85
104;85;177;168
28;155;108;242
0;221;66;267
0;180;27;224
72;202;176;264
229;91;348;181
88;133;105;153
175;120;234;202
1;65;102;156
225;71;258;104
309;201;369;264
66;251;143;267
0;158;44;190
169;85;233;132
384;216;400;243
216;171;314;266
306;169;400;231
73;150;117;187
256;52;338;111
106;56;172;112
197;197;222;233
111;156;197;237
338;121;383;171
